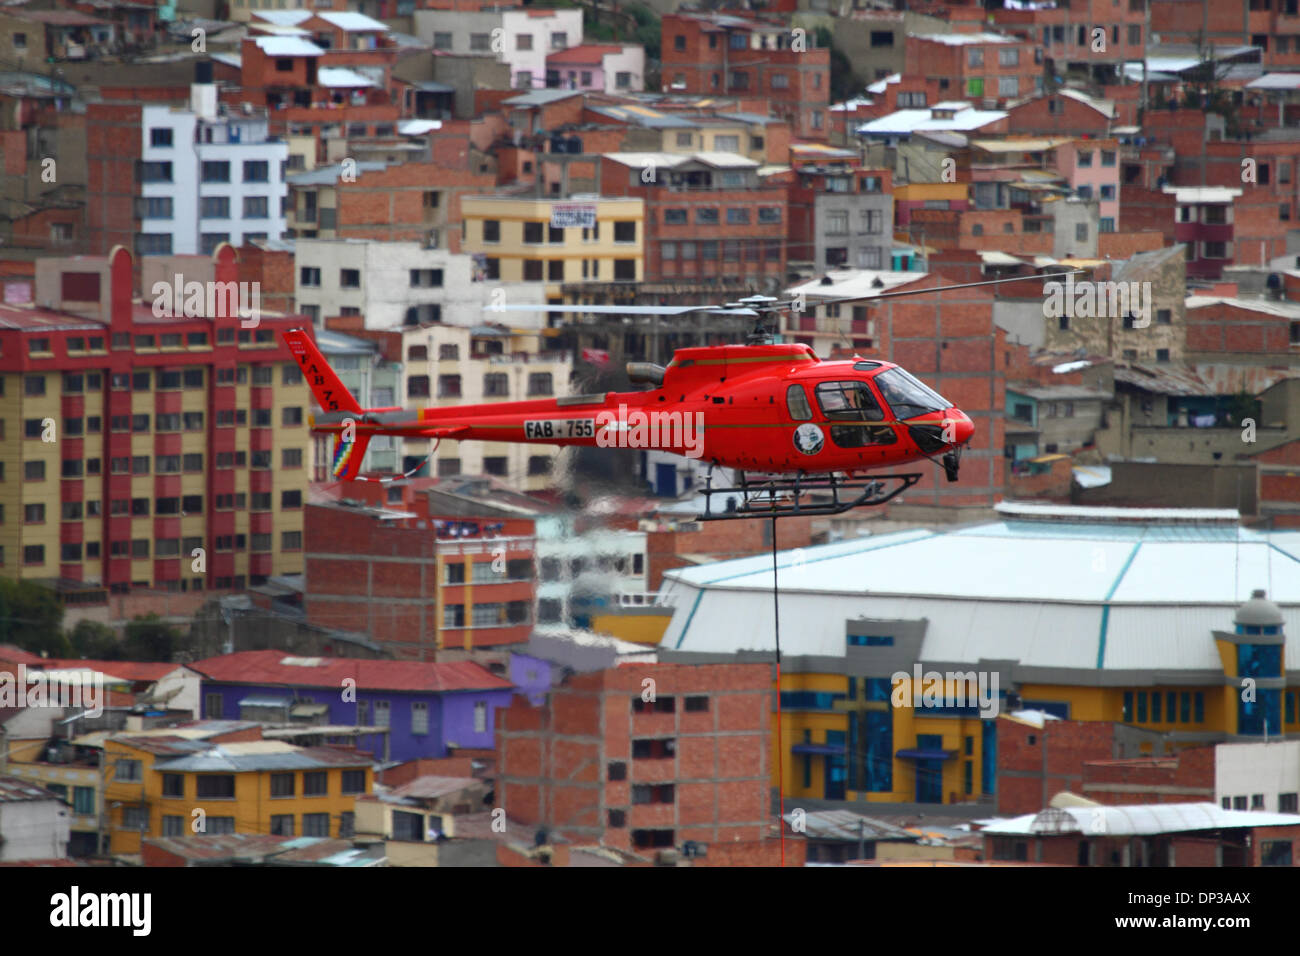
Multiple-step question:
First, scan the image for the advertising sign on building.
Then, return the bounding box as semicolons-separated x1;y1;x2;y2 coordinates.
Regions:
551;203;597;229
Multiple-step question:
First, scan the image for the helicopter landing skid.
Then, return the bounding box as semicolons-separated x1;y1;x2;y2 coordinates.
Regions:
696;469;923;521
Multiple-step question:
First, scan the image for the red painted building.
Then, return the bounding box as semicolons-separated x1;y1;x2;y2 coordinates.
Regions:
1166;186;1243;279
0;244;312;602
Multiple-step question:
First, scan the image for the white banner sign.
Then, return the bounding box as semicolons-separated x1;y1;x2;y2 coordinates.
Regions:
551;203;597;229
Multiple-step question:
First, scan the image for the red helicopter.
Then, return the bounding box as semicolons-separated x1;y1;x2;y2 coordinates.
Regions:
283;272;1075;519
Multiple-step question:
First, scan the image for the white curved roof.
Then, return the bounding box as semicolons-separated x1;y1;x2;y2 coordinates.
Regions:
658;515;1300;670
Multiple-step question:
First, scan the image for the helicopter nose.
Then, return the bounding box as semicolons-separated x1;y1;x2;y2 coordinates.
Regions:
950;410;974;446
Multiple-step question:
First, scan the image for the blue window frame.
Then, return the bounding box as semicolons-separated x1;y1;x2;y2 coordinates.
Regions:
1180;692;1190;723
1239;644;1282;679
1151;692;1161;723
1194;692;1205;723
981;719;996;795
780;691;845;709
1123;691;1133;721
1136;692;1148;723
847;634;894;646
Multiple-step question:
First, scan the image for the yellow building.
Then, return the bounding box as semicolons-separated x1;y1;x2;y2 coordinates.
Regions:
660;509;1300;806
397;322;573;490
459;195;644;303
0;249;310;601
103;734;372;858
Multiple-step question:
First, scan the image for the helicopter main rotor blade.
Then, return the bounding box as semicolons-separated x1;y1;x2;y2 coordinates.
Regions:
779;270;1087;310
483;304;757;316
481;271;1085;317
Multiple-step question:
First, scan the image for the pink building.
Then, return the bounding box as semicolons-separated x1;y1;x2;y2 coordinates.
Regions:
545;43;645;94
1056;138;1120;233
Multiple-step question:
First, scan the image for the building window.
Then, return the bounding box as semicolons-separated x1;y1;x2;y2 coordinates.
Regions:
474;701;488;733
196;775;235;799
201;160;230;183
412;701;429;735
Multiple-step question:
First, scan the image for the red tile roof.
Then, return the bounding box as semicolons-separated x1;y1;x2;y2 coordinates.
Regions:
547;44;623;64
0;644;47;666
45;659;183;681
189;649;512;693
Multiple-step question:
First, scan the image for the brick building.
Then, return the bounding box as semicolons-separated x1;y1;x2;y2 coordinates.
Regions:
286;160;495;252
904;33;1043;105
598;152;788;292
660;12;830;140
497;661;774;856
996;713;1217;816
992;0;1147;85
0;245;311;605
1151;0;1300;71
1002;88;1114;137
302;499;536;658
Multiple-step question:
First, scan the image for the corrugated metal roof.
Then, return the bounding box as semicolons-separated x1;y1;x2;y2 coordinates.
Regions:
659;514;1300;669
317;11;389;31
1113;362;1296;397
154;743;370;773
0;774;62;803
857;107;1007;136
504;89;584;107
318;67;378;88
781;809;915;842
251;37;324;57
1186;295;1300;318
1162;185;1242;203
1247;73;1300;89
982;802;1300;836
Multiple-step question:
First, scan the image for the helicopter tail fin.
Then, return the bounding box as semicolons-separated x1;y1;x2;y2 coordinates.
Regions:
283;329;373;480
329;430;372;481
283;328;364;415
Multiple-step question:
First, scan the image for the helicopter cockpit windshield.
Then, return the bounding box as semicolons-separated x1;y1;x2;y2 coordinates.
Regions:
872;367;951;419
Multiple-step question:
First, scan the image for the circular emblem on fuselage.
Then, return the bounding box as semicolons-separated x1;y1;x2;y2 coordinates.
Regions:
793;423;824;455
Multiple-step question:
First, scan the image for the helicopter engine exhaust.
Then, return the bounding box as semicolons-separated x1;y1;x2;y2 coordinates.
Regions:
627;362;666;387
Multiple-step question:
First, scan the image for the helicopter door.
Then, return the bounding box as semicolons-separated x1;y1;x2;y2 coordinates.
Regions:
814;381;897;448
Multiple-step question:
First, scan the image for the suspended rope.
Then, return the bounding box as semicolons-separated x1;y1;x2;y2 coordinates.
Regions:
352;438;441;483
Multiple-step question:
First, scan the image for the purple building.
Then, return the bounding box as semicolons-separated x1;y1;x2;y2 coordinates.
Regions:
190;650;514;763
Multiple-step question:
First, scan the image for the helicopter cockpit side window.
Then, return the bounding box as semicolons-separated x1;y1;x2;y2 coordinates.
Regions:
815;381;896;448
786;384;813;421
814;381;884;422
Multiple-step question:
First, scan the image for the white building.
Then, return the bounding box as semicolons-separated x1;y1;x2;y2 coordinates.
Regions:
293;238;547;331
396;323;573;492
1217;740;1300;814
316;327;402;475
534;514;649;627
0;775;70;862
138;78;289;257
412;8;584;89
